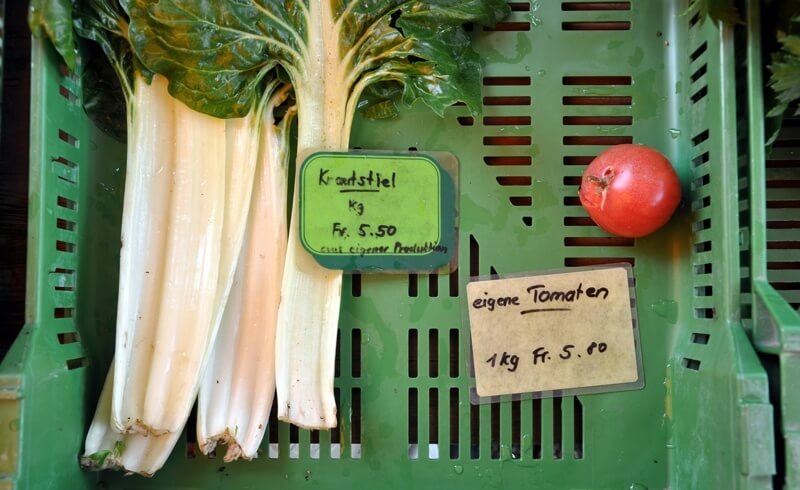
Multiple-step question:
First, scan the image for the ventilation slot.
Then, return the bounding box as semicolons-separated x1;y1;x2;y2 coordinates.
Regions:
497;176;532;186
54;307;74;318
681;357;701;370
428;388;439;458
351;273;361;297
563;115;632;125
484;116;531;126
449;388;459;459
470;399;480;459
691;333;710;344
564;216;596;226
57;218;76;232
484;76;531;86
484;96;531;106
66;357;88;370
57;196;77;210
449;267;459;297
563;136;633;146
352;329;362;378
562;75;631;85
485;22;531;32
553;397;563;459
457;116;474;126
428;273;439;297
564;237;635;247
692;129;710;147
59;85;79;104
532;398;542;459
56;241;76;253
690;64;708;84
694;285;713;297
690;85;708;104
689;10;701;28
334;330;341;378
331;389;342;458
57;332;79;344
510;196;532;206
563;156;595;166
484;136;531;146
692;151;710;168
58;129;79;147
484;156;532;166
508;2;531;12
563;95;632;105
574;397;584;459
565;257;635;267
562;2;631;10
409;329;418;378
268;398;279;458
429;329;439;378
352;388;362;458
408;273;418;297
690;42;708;62
694;263;712;275
511;399;521;459
562;21;630;30
408;388;419;459
490;402;500;459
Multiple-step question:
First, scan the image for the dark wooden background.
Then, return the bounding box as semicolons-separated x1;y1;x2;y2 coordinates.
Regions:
0;1;31;356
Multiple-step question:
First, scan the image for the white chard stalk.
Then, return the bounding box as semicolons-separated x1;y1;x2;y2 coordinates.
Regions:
82;365;181;477
113;90;228;435
198;88;294;461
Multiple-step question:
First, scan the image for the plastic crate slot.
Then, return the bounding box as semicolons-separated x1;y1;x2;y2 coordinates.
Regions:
54;307;74;318
352;329;362;378
483;76;532;85
563;95;632;105
58;129;79;148
563;176;582;186
565;257;635;266
484;116;532;126
485;22;531;32
691;173;710;191
768;261;800;269
351;273;361;297
561;2;631;11
334;330;341;377
56;240;75;253
484;155;532;166
497;176;532;186
330;388;342;458
449;388;459;459
564;216;597;226
490;266;500;279
694;263;712;275
469;235;480;277
408;388;419;459
523;216;533;226
56;218;76;233
483;96;531;106
509;2;531;12
532;398;543;459
483;136;532;146
59;85;78;104
688;10;701;28
510;196;532;206
689;42;708;62
429;329;439;378
561;21;631;31
563;196;582;206
772;282;800;291
772;138;800;148
692;218;712;232
693;240;712;253
690;64;708;84
57;195;77;210
490;401;501;459
564;237;635;247
574;397;584;459
563;115;633;125
563;135;633;145
289;424;299;459
691;129;710;147
694;285;713;297
185;404;198;459
352;388;362;458
767;200;800;209
691;333;711;344
766;241;800;250
766;159;800;169
449;329;459;377
553;397;563;459
449;267;459;297
457;116;474;126
56;332;79;344
408;273;418;297
693;308;715;319
428;388;439;459
681;357;701;370
65;357;88;370
563;155;595;165
470;399;480;459
57;63;77;80
767;220;800;229
692;151;710;168
268;398;279;458
562;75;632;85
310;430;320;460
690;85;708;104
428;273;439;297
766;179;800;189
409;329;418;378
692;195;711;211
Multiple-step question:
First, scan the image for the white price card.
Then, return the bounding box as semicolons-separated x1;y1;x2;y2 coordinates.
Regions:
466;266;643;400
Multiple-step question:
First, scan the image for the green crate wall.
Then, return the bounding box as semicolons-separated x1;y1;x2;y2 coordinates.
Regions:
738;0;800;488
0;1;777;489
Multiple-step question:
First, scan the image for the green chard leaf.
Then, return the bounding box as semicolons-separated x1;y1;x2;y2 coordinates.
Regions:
684;0;743;27
28;0;78;70
768;18;800;122
128;0;510;120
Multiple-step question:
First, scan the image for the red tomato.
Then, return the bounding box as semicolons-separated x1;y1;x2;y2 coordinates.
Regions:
578;144;681;238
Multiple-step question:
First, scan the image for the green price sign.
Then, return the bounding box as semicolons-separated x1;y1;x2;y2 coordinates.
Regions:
299;152;455;271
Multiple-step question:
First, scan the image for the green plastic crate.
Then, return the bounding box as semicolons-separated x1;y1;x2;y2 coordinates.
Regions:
0;1;777;488
738;0;800;487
